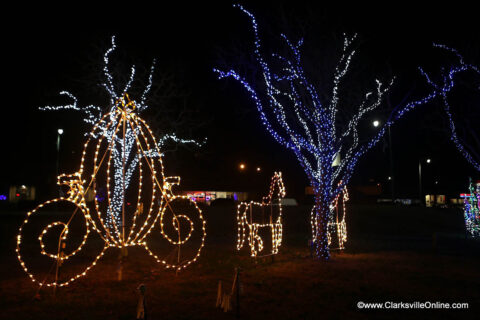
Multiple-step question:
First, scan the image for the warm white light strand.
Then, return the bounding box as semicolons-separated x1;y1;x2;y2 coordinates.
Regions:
236;172;285;257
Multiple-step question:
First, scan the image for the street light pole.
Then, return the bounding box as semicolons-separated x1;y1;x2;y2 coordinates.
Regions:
387;125;395;203
418;158;431;206
373;120;395;203
418;160;423;206
56;129;63;197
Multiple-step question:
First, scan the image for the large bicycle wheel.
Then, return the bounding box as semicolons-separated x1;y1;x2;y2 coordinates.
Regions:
16;198;106;287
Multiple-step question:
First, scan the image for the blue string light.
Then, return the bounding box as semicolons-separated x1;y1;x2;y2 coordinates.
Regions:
214;4;438;259
420;44;480;171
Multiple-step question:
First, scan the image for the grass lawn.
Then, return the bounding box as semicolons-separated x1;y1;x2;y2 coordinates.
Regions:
0;204;479;319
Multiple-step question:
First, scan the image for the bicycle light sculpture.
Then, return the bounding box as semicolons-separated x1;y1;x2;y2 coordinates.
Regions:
16;94;206;288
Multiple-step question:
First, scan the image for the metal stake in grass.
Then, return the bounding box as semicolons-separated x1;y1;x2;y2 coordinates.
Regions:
54;234;67;297
235;267;240;319
136;284;147;320
216;280;223;308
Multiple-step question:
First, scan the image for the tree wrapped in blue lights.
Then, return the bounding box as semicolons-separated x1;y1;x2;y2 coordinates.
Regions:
419;44;480;171
422;46;480;238
214;5;438;259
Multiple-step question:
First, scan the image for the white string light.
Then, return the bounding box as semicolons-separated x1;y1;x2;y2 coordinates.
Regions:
39;36;205;230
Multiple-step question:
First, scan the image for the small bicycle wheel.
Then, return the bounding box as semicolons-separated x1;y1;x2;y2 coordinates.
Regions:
144;196;206;271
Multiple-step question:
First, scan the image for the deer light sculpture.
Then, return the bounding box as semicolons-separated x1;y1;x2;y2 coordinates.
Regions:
236;172;286;257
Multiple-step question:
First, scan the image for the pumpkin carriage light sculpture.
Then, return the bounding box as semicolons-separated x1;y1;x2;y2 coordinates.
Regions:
236;172;285;257
16;37;206;288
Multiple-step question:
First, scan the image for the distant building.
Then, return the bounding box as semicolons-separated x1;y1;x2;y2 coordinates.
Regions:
8;185;36;202
425;194;446;207
181;190;248;205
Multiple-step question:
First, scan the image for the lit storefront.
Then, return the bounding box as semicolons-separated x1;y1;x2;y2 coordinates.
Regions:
183;190;248;204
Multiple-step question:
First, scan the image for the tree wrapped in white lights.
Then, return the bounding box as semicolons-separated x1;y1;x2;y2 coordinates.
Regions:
40;36;205;230
214;5;438;259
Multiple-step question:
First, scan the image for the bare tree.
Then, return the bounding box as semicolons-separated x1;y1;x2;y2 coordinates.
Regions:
420;44;480;171
65;37;208;154
40;36;207;228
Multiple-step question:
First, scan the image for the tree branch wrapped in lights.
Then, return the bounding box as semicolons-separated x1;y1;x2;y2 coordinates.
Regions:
419;45;480;238
419;44;480;171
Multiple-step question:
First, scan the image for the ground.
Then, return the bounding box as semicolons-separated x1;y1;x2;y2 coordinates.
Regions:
0;204;479;319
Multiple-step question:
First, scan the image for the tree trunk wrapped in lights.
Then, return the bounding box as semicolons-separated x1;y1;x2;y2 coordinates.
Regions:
214;4;439;260
314;185;349;251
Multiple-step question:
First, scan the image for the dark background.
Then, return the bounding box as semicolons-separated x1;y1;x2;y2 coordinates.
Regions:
2;0;479;203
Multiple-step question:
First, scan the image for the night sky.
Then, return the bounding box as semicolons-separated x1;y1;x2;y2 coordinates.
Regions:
2;1;479;202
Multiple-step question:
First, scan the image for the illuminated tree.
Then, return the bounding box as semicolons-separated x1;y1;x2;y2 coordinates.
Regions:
75;41;209;155
421;45;480;238
214;5;437;259
40;36;205;229
420;44;480;171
